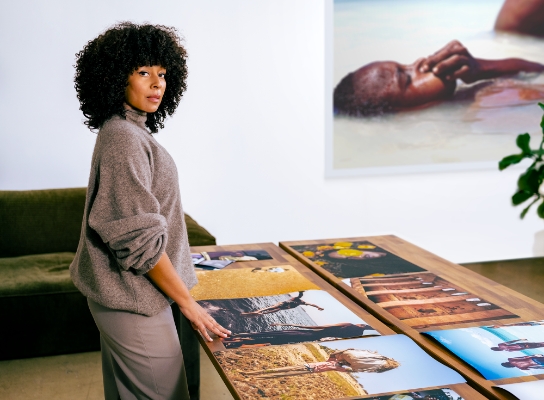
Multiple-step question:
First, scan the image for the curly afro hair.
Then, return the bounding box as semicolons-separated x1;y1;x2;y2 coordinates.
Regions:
74;22;188;133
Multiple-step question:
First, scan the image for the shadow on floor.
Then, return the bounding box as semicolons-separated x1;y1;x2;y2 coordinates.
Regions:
461;257;544;304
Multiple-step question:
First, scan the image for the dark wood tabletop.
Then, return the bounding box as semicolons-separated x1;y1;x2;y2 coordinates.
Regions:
280;235;544;400
190;242;486;400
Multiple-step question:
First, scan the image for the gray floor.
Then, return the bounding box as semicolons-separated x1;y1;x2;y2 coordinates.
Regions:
1;258;543;399
0;345;234;400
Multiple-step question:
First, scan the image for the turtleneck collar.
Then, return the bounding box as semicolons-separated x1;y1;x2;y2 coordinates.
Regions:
124;107;148;131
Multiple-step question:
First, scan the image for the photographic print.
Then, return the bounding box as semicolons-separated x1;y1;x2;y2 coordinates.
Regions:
191;253;205;265
214;335;465;399
495;380;544;400
330;0;544;175
201;249;273;261
198;289;379;349
423;322;544;379
194;259;234;270
291;241;425;279
189;266;321;301
357;388;464;400
343;272;518;328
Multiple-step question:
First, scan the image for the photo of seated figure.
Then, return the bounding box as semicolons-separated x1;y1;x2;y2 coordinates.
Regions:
334;40;544;117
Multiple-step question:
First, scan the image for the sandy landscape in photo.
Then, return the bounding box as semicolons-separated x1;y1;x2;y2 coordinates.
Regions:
191;266;320;300
214;343;366;400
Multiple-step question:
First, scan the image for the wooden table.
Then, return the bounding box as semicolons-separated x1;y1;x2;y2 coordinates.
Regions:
280;235;544;400
190;242;485;400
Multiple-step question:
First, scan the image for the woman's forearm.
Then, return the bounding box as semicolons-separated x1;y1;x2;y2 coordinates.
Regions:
147;252;230;341
146;252;193;306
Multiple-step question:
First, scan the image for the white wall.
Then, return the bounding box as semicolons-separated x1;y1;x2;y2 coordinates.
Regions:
1;0;542;264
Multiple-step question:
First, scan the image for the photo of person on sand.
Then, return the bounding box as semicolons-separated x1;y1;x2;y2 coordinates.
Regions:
215;335;465;397
242;348;400;379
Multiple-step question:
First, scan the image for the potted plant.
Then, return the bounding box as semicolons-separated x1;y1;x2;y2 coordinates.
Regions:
499;102;544;218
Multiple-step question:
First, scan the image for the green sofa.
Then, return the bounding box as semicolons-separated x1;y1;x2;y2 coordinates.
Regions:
0;188;213;397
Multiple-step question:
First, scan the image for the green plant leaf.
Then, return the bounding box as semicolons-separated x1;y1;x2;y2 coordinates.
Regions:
521;203;532;219
498;154;525;170
538;201;544;219
516;133;531;154
517;169;540;192
539;102;544;111
512;190;534;205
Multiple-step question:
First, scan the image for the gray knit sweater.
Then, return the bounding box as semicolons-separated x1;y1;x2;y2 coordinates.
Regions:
70;109;197;316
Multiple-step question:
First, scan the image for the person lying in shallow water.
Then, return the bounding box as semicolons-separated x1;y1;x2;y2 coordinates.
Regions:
334;40;544;117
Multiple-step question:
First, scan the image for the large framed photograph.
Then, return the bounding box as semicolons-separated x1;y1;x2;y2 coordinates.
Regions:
326;0;544;176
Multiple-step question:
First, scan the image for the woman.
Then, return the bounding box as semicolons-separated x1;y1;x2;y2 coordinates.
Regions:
70;22;230;399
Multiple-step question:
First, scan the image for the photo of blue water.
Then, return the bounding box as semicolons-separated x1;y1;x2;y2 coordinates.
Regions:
424;322;544;379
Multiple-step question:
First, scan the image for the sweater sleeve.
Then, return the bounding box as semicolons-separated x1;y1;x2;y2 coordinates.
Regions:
88;124;167;275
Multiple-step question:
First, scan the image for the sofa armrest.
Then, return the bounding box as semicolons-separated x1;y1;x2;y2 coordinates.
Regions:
184;213;216;246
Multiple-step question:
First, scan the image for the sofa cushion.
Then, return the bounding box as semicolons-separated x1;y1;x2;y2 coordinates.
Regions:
0;211;216;297
0;252;76;297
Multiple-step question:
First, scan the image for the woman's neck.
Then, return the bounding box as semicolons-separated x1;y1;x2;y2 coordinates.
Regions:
123;102;147;115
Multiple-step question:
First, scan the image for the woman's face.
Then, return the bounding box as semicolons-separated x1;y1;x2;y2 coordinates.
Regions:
125;65;166;113
354;59;456;109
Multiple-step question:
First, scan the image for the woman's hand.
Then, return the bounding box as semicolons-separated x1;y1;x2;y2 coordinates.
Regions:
146;252;231;342
420;40;483;83
179;299;231;342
